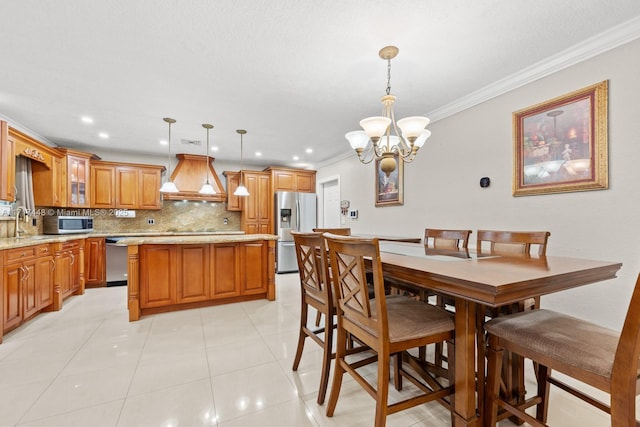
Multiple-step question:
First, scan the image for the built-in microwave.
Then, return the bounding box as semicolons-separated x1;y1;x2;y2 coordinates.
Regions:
43;215;94;234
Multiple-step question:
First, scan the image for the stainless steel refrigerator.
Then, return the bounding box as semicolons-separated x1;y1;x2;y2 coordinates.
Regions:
275;191;317;273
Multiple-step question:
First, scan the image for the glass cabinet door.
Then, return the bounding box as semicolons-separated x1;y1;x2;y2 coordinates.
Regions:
68;155;89;207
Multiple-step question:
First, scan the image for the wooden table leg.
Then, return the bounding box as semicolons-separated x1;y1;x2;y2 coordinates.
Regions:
453;298;481;427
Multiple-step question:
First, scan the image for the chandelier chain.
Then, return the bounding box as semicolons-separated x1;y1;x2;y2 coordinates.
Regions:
386;58;392;96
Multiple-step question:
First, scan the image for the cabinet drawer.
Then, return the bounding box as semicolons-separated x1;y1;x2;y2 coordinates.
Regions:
61;240;82;250
36;244;51;256
5;246;37;262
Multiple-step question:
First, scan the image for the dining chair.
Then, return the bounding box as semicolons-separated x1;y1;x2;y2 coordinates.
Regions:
323;233;455;427
484;273;640;426
475;229;551;420
424;229;472;367
311;228;352;327
291;231;337;405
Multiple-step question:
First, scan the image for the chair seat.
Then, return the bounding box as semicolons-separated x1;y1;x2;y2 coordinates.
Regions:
365;297;455;343
485;309;619;379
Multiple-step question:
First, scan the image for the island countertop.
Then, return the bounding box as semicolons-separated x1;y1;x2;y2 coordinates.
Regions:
115;233;277;246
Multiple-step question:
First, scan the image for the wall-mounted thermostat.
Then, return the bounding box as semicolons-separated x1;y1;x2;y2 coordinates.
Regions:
349;209;358;219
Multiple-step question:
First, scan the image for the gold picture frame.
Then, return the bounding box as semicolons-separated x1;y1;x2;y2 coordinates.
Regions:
375;154;404;206
512;80;608;196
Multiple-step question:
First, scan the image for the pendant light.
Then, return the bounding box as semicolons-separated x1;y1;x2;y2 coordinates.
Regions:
159;117;179;193
199;123;216;195
233;129;250;197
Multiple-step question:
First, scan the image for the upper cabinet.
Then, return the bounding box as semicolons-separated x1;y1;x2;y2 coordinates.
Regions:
59;149;95;208
90;160;164;210
0;121;15;202
265;167;316;193
223;171;241;211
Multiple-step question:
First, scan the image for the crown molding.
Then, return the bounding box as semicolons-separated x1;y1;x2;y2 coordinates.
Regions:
427;16;640;122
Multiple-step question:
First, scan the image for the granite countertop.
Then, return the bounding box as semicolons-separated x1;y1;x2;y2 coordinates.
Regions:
0;231;257;250
115;234;277;245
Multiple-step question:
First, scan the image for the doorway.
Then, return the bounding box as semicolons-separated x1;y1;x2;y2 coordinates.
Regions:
320;177;341;228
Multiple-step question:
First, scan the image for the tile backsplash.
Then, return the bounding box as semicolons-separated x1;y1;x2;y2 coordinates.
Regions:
33;201;241;234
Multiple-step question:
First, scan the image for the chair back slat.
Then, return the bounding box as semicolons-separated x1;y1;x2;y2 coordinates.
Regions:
425;228;472;249
313;228;351;236
477;230;550;256
292;232;330;305
325;233;387;338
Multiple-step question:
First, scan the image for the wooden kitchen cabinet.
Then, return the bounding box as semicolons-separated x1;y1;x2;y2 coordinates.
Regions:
223;171;241;211
84;237;106;288
2;244;54;334
242;171;271;234
53;239;84;310
131;239;273;320
91;161;164;210
140;245;177;309
177;244;210;303
65;151;92;208
0;121;15;202
210;243;240;299
33;154;66;207
266;167;316;193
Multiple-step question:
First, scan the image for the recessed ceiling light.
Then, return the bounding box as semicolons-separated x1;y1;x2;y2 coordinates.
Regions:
210;146;219;152
305;148;313;154
159;139;168;145
98;132;109;139
81;116;94;124
293;155;300;161
255;151;262;157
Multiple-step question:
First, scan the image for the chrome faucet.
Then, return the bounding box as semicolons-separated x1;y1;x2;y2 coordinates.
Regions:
14;206;28;238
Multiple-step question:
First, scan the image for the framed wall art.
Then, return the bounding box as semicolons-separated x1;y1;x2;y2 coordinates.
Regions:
512;80;608;196
375;153;403;206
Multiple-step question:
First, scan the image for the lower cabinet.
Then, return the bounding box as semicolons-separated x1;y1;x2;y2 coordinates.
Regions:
139;241;269;310
85;237;106;288
2;244;54;334
53;239;84;308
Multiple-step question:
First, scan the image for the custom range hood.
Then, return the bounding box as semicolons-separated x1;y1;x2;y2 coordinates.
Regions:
161;153;227;202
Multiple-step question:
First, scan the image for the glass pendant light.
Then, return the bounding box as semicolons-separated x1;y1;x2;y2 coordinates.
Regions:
233;129;250;197
199;123;216;195
159;117;179;193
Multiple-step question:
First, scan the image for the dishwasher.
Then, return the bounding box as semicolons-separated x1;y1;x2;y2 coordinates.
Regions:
105;237;128;286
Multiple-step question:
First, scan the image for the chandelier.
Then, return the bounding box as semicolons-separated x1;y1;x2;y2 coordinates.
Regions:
159;117;179;193
345;46;431;176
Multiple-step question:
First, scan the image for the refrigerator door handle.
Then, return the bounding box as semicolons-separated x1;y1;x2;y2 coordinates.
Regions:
296;199;300;231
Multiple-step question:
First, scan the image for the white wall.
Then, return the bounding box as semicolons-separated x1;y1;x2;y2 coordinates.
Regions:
317;38;640;330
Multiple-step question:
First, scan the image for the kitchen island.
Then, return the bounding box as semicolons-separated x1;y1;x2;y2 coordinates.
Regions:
116;234;277;321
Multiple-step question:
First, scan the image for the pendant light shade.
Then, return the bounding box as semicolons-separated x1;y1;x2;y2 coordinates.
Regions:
233;129;249;197
159;117;179;193
199;123;216;195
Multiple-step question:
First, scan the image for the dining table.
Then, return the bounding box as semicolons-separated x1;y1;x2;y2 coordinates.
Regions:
375;241;622;427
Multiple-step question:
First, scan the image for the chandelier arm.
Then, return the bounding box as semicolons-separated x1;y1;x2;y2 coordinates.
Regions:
356;142;377;164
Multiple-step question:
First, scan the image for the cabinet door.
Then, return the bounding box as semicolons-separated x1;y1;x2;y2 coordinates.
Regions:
70;247;81;293
22;260;38;319
295;172;315;192
140;245;177;308
57;252;72;297
35;255;54;309
0;121;16;202
244;173;260;222
210;244;240;299
84;238;105;287
272;170;295;191
116;166;138;209
240;242;267;295
68;155;90;207
257;174;271;222
224;172;241;211
139;167;161;210
3;263;22;331
177;245;209;303
91;164;116;208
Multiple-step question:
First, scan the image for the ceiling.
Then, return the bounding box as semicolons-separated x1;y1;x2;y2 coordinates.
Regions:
1;1;640;170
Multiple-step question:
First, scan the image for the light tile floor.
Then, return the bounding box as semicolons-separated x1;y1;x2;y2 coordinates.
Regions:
0;273;627;426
